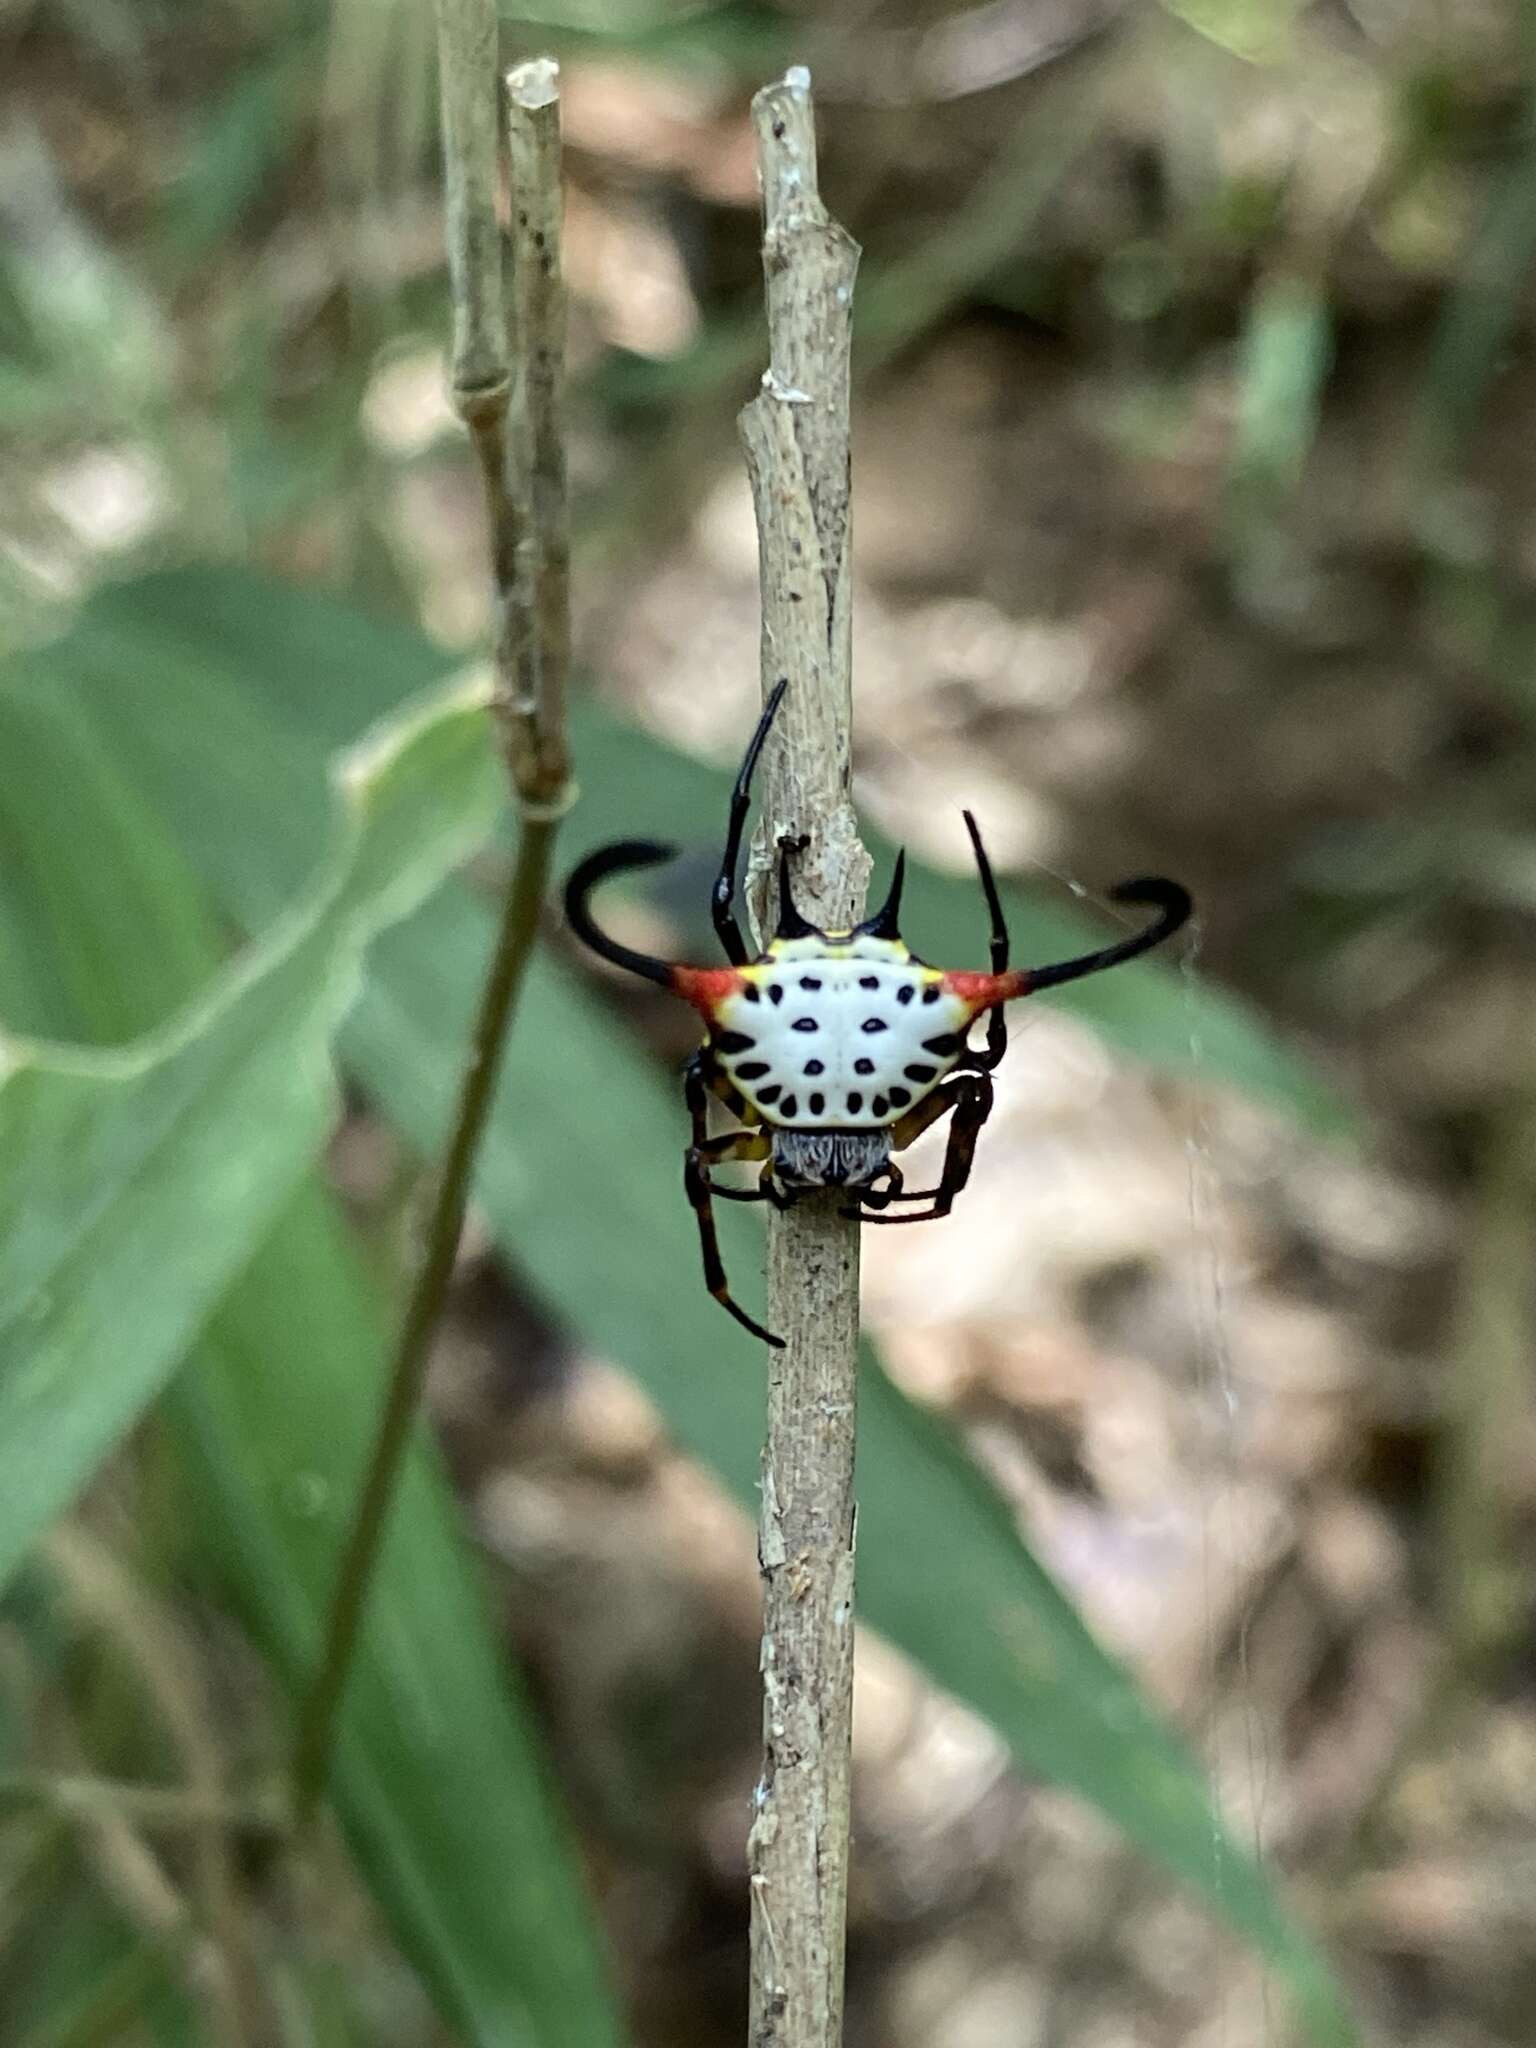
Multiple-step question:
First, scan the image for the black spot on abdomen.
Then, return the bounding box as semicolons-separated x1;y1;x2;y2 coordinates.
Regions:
804;1058;824;1075
792;1016;819;1033
923;1032;962;1055
808;1092;825;1116
758;1083;782;1104
854;1057;875;1076
861;1017;888;1034
780;1094;799;1118
846;1091;863;1114
736;1061;770;1080
905;1063;936;1083
718;1031;756;1054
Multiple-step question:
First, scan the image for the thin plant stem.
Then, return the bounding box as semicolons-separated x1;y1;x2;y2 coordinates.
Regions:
0;1773;286;1839
739;68;866;2048
292;822;558;1825
292;8;572;1823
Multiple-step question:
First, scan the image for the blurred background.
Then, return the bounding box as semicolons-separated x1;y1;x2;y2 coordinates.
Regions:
4;0;1536;2043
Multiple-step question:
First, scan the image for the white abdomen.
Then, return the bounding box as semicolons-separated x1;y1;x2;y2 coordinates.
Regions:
711;954;971;1129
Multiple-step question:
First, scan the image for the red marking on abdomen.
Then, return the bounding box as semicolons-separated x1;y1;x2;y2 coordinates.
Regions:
941;969;1031;1015
670;965;748;1017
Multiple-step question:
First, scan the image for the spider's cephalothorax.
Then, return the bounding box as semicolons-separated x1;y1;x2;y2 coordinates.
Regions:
564;681;1192;1346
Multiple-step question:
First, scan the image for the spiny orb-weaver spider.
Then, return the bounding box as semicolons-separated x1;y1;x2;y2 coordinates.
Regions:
564;682;1192;1347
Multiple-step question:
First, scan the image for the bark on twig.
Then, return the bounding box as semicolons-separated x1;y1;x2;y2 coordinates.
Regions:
504;58;571;804
434;0;516;595
294;12;572;1823
740;68;866;2048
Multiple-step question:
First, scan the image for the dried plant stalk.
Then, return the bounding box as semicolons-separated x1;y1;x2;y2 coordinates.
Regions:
504;57;571;804
294;13;572;1823
739;67;866;2048
435;0;515;569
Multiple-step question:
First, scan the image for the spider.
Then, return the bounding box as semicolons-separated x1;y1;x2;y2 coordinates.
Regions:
564;682;1192;1346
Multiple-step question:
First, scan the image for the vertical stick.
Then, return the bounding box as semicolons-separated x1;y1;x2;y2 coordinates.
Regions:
739;68;866;2048
434;0;515;587
504;58;572;804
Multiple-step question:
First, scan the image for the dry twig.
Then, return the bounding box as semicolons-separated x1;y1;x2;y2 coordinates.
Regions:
740;68;867;2048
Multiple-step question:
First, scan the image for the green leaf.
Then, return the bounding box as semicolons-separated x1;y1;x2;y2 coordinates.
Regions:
0;673;499;1596
160;54;309;265
346;894;1352;2048
1231;272;1333;500
1162;0;1304;64
2;567;1355;2045
0;672;623;2046
0;123;173;432
60;562;1349;1131
170;1187;625;2048
1423;110;1536;452
557;723;1349;1137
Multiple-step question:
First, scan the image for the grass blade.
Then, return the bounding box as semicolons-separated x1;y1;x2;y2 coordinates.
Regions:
0;674;498;1596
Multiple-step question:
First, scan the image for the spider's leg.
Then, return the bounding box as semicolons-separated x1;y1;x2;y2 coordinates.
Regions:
759;1158;797;1211
837;1090;958;1218
963;810;1010;1072
685;1145;782;1342
698;1128;774;1201
684;1052;782;1343
691;1048;768;1200
712;678;789;965
851;1159;905;1214
705;1060;762;1127
856;1071;995;1224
